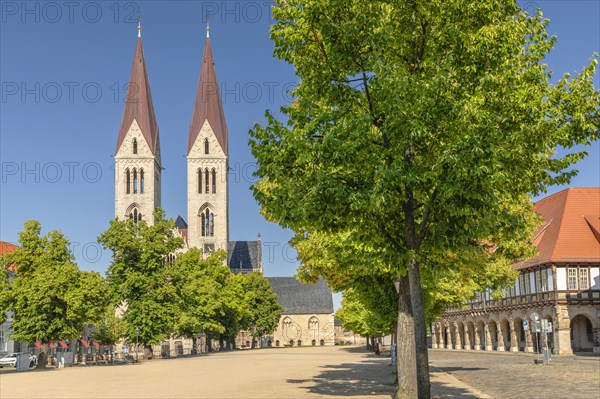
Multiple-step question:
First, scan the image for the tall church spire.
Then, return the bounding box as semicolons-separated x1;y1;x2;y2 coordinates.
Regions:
116;33;159;155
188;32;227;155
114;29;161;225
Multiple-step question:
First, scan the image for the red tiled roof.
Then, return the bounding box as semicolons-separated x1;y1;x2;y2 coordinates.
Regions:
515;188;600;269
116;37;159;155
188;37;228;155
0;241;19;272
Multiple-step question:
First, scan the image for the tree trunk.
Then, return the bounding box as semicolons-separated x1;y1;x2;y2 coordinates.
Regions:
206;334;212;353
36;344;49;369
396;277;418;399
144;344;153;360
192;336;198;355
407;257;431;399
366;334;370;351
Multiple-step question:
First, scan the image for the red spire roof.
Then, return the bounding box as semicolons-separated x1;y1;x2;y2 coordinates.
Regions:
188;37;228;155
516;188;600;269
116;37;159;155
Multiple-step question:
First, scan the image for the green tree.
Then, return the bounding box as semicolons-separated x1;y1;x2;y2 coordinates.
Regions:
173;248;234;352
2;221;108;367
98;208;184;358
90;306;127;362
0;265;10;325
249;1;599;397
240;272;283;347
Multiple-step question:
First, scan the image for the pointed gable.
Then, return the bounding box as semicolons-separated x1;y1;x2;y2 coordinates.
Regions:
188;37;228;155
516;188;600;269
116;37;159;155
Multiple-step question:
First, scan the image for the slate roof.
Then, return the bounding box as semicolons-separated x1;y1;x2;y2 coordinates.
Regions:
188;37;228;155
515;188;600;269
228;241;261;271
267;277;334;315
116;37;159;155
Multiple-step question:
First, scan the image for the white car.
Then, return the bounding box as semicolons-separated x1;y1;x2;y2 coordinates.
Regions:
0;353;37;368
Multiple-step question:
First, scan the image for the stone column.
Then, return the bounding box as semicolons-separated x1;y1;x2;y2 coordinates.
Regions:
464;325;471;350
509;319;519;352
438;324;445;349
474;325;481;350
496;324;505;351
525;326;534;353
485;324;493;351
453;323;461;350
431;324;438;349
554;305;573;355
445;324;451;349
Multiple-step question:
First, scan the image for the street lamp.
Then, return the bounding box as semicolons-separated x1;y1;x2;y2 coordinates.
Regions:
135;327;139;362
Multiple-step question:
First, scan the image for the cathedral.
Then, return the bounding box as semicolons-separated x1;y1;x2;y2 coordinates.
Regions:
114;24;261;274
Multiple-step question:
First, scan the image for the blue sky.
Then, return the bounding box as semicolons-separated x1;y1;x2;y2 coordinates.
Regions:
1;1;599;308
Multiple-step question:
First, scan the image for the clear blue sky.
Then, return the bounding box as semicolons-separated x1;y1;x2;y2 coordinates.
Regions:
1;1;599;308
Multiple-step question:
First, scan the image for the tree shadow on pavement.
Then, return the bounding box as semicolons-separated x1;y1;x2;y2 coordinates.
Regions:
287;355;395;397
430;377;486;399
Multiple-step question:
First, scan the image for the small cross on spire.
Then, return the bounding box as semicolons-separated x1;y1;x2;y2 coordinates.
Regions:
136;14;144;38
206;20;210;38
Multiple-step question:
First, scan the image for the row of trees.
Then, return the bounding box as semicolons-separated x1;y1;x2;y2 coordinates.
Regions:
249;1;599;398
1;210;283;364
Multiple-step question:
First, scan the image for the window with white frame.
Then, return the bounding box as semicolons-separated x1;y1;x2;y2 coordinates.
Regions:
579;268;589;290
524;272;531;295
540;269;548;292
567;268;578;290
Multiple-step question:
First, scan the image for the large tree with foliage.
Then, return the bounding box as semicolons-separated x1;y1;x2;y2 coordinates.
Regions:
240;272;283;347
1;221;108;367
0;265;10;325
98;208;184;358
249;1;599;397
173;248;236;352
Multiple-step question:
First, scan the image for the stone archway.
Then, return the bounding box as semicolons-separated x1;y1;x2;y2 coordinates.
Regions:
449;323;457;349
513;317;525;351
487;320;498;350
465;322;475;350
571;315;594;352
500;319;511;351
475;321;485;350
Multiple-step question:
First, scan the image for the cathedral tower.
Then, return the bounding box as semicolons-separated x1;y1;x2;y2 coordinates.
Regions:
115;25;161;224
187;27;229;253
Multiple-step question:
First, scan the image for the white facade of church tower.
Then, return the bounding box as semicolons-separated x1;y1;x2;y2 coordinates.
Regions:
115;30;161;224
186;33;229;253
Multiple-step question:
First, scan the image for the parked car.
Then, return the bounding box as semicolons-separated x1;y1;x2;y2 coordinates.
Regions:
0;353;37;368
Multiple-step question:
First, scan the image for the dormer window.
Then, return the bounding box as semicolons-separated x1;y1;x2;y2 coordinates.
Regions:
133;138;138;154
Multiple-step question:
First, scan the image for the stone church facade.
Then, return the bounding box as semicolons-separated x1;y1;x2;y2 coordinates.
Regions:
432;188;600;355
112;26;333;354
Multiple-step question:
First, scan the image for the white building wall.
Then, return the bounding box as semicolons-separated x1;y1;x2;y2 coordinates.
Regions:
590;267;600;290
556;267;567;290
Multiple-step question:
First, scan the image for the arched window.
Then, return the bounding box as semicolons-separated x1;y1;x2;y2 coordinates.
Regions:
133;138;138;154
126;168;131;194
198;168;202;194
211;168;216;193
204;138;209;154
283;317;293;329
140;169;144;194
201;208;214;237
129;208;142;224
309;317;319;330
133;169;138;194
204;169;209;193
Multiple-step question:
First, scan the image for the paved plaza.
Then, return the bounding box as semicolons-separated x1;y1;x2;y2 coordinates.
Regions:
429;349;600;399
0;346;598;398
